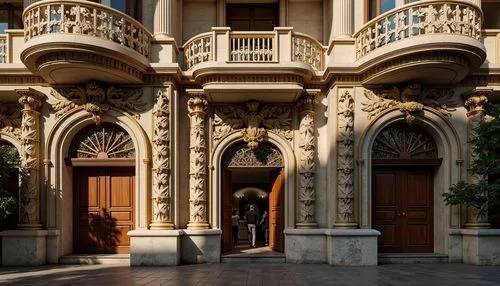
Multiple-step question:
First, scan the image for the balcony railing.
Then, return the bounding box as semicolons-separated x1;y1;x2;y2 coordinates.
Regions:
0;36;6;63
23;0;151;59
183;28;325;71
354;0;482;60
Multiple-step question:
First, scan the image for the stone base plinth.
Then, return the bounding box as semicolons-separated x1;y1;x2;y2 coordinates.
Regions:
45;229;60;264
326;229;380;266
284;228;326;263
128;230;181;266
180;229;221;264
462;229;500;265
1;230;48;266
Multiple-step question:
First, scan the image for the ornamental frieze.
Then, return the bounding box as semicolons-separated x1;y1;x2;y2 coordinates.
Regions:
49;82;147;125
362;83;456;124
0;104;22;140
213;101;293;150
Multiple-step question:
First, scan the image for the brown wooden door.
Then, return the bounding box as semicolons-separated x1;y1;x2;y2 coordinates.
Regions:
227;4;278;31
222;169;233;252
74;167;135;254
269;168;284;252
373;167;433;253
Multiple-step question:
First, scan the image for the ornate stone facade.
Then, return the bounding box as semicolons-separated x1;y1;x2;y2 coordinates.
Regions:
150;87;173;229
187;90;209;230
0;104;22;140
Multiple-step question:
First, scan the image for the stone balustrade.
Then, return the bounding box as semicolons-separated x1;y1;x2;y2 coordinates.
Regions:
23;0;151;59
183;28;325;71
0;36;6;63
354;0;482;60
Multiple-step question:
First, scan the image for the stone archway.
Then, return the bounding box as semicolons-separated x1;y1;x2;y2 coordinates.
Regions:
220;141;285;253
69;123;136;254
371;122;441;253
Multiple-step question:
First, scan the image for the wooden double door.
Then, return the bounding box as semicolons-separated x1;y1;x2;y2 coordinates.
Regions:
372;167;434;253
73;167;135;254
222;168;284;253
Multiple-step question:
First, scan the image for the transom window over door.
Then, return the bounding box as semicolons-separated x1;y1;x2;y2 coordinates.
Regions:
227;4;279;31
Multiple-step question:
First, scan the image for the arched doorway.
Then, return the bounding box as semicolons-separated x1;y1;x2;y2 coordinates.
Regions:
69;123;135;254
371;122;441;253
221;141;285;253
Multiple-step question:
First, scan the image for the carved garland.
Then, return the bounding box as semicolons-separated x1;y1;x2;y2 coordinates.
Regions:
49;82;146;125
362;83;456;124
222;142;283;168
0;103;22;140
213;101;293;150
336;90;355;225
297;94;317;227
151;88;173;229
187;92;209;229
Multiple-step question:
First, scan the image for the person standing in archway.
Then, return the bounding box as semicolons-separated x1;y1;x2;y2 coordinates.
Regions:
244;205;260;247
259;210;269;246
231;210;240;246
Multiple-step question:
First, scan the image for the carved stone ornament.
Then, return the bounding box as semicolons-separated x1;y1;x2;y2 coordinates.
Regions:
297;93;317;227
465;91;489;117
69;123;135;159
49;82;146;125
16;88;44;229
362;83;456;124
336;90;356;226
151;88;173;229
372;123;437;160
187;91;209;229
222;141;283;168
0;103;22;140
213;101;292;150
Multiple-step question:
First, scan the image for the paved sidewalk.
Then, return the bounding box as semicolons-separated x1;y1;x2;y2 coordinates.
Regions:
1;263;500;286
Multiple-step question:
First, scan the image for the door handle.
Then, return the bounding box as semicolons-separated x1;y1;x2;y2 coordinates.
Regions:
401;212;406;216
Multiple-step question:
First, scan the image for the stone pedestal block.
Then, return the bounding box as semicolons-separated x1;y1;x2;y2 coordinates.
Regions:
128;230;181;266
1;230;48;266
326;229;380;266
448;229;464;263
284;228;326;263
45;229;60;264
180;229;221;264
462;229;500;265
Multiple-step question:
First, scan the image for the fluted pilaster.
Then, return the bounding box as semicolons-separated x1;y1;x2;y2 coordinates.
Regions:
23;0;38;9
150;87;174;230
296;91;319;228
16;88;44;230
186;90;209;230
154;0;173;38
464;90;490;229
330;0;354;39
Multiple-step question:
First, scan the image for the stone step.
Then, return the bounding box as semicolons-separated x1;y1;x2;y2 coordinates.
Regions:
221;255;286;263
59;254;130;265
378;253;448;264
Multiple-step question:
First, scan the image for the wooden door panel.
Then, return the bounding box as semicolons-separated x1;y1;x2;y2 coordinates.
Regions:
269;168;284;252
222;170;233;252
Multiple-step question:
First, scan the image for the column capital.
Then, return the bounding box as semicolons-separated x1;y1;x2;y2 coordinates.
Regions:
187;90;208;115
16;88;45;111
465;90;490;117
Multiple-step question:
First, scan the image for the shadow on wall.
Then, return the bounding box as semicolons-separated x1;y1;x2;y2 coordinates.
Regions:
77;211;123;254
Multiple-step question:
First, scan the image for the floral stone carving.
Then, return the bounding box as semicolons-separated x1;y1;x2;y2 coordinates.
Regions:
213;101;292;150
49;82;146;125
0;104;22;140
151;88;173;229
362;83;456;124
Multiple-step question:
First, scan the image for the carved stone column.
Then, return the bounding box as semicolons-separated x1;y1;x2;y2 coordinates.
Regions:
16;88;44;230
330;0;354;39
186;90;209;230
154;0;174;38
296;91;319;228
469;0;481;8
150;87;174;230
464;91;490;228
335;89;357;229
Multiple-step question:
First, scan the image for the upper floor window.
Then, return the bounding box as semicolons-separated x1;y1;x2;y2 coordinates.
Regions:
227;3;278;31
368;0;420;20
0;3;22;33
89;0;142;22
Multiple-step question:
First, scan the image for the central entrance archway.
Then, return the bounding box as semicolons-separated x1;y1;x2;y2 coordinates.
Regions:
221;141;285;253
69;123;136;254
372;122;441;253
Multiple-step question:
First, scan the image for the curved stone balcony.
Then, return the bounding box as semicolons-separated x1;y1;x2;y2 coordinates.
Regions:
21;0;152;84
183;27;325;102
354;0;486;85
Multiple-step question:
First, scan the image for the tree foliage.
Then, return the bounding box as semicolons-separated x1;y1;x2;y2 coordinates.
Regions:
443;104;500;215
0;144;20;227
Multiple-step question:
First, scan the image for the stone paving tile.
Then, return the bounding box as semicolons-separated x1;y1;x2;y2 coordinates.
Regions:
0;264;500;285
